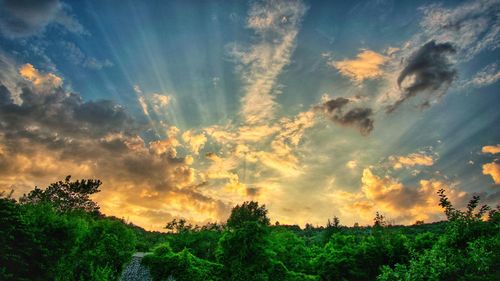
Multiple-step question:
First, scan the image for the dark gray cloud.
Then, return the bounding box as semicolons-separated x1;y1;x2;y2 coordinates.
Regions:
315;97;374;135
0;0;85;38
388;41;457;113
0;86;136;141
0;72;186;192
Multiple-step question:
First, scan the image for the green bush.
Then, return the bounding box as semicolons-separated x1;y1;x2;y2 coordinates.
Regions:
142;243;222;281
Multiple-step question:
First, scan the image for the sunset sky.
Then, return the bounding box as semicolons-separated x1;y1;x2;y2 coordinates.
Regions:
0;0;499;231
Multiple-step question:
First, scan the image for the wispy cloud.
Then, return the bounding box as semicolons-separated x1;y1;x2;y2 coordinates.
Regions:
390;152;435;170
465;63;500;88
231;0;307;124
0;0;86;38
419;0;499;60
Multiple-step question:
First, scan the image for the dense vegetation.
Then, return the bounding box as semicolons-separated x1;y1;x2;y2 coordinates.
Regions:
1;176;499;280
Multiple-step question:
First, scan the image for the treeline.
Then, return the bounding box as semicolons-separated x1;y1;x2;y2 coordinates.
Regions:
1;176;499;281
142;199;499;281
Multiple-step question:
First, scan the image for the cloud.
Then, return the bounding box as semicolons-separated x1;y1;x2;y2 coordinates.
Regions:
483;162;500;185
324;168;470;225
358;168;465;223
0;58;230;230
482;144;500;154
346;160;358;169
60;42;113;70
203;109;316;183
391;152;435;170
237;124;279;142
232;0;307;124
419;0;500;60
19;63;62;93
315;97;374;135
466;63;500;88
387;41;457;112
182;130;207;155
0;0;86;38
375;0;499;111
330;49;387;83
481;144;500;185
134;85;172;118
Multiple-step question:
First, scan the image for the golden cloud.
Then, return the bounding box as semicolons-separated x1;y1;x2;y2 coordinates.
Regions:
19;63;62;92
391;152;434;169
182;130;207;155
482;144;500;155
481;144;500;185
331;49;387;82
483;162;500;185
323;168;467;225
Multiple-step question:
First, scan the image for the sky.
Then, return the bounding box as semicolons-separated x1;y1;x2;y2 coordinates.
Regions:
0;0;499;231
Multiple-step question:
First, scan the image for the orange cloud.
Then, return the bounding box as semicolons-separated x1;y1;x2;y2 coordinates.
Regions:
483;162;500;185
324;168;467;225
482;145;500;154
331;50;387;82
392;152;434;169
19;63;62;92
481;144;500;184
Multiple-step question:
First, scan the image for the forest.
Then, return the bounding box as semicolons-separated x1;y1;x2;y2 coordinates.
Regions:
1;176;499;281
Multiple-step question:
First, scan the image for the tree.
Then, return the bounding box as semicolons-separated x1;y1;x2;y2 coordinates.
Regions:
378;190;500;281
217;202;276;280
20;175;102;214
165;218;193;233
226;201;270;229
327;216;341;229
373;212;387;228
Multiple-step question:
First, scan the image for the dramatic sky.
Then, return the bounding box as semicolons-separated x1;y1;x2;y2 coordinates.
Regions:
0;0;499;231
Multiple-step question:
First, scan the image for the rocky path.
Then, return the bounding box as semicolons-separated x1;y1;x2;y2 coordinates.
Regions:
121;252;152;281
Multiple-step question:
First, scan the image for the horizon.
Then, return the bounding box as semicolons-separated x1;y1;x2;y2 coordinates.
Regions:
0;0;499;232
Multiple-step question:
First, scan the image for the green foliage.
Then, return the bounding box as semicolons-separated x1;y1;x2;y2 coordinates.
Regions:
0;198;43;281
20;175;102;214
4;180;500;281
268;228;315;273
166;227;222;260
226;201;270;229
216;221;274;280
313;230;410;281
378;190;500;281
142;243;223;281
0;177;136;281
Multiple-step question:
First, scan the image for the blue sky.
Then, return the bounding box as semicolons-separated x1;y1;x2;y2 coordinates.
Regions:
0;0;499;230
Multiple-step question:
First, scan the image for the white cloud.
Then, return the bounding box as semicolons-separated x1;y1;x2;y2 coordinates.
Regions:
467;63;500;88
232;0;307;124
419;0;499;60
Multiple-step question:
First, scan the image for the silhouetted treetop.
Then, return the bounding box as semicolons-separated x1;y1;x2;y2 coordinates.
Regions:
226;201;270;229
19;175;102;214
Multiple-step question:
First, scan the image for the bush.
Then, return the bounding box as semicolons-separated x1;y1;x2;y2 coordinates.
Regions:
142;243;222;281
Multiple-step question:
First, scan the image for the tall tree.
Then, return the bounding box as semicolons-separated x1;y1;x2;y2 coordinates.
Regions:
20;175;102;214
